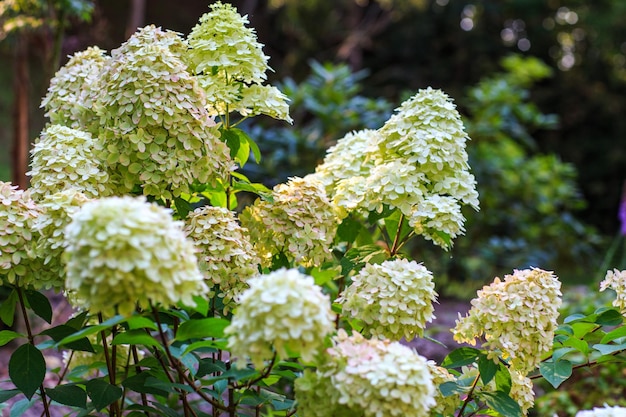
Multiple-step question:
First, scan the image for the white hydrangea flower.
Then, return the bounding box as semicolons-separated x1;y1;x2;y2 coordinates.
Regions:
225;268;335;369
338;259;437;341
576;405;626;417
408;195;466;248
510;368;535;415
0;182;44;288
184;206;260;312
27;125;110;199
426;361;461;417
41;46;108;129
64;196;207;316
453;268;562;375
186;2;291;122
296;330;436;417
240;177;339;267
32;189;91;289
600;269;626;314
93;25;232;200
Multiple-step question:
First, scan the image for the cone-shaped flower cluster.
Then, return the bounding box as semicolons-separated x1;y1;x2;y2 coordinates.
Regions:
186;1;291;122
93;25;232;199
28;125;110;199
315;88;479;249
0;182;43;287
184;206;260;312
576;406;626;417
453;268;562;375
240;177;339;267
64;196;206;315
295;330;436;417
41;46;108;129
225;268;335;369
338;259;437;341
600;269;626;314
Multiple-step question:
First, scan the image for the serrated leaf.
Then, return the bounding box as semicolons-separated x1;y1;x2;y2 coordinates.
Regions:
479;391;522;417
442;347;481;368
86;379;123;410
112;330;163;350
0;330;24;347
0;289;18;326
539;358;573;388
46;385;87;408
175;318;230;341
9;343;46;400
592;343;626;356
24;290;52;324
478;354;499;385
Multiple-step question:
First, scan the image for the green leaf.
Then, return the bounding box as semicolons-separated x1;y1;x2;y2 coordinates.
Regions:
46;385;87;408
563;313;588;324
0;289;18;327
86;379;123;411
41;325;95;352
247;135;262;163
9;343;46;400
337;215;365;243
122;373;169;397
478;354;499;385
175;318;230;341
191;295;209;317
127;316;158;331
478;391;522;417
595;309;623;326
56;315;126;346
562;336;589;355
24;290;52;324
0;389;20;402
173;197;193;219
0;330;24;347
552;347;577;361
571;322;598;338
539;358;573;388
9;397;35;417
601;326;626;344
442;347;481;368
494;365;512;394
223;127;252;166
112;330;163;350
439;381;468;396
592;343;626;356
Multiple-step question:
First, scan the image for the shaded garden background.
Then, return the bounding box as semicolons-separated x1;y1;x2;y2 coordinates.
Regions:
1;0;625;287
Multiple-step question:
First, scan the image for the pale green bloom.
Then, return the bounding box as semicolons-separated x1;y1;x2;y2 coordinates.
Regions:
296;330;436;417
453;268;562;375
426;361;461;417
93;25;232;200
186;2;291;122
41;46;108;129
407;195;466;248
510;369;535;415
240;177;339;267
600;269;626;314
27;125;110;199
576;405;626;417
184;206;260;312
226;268;335;369
0;182;44;288
33;190;91;289
64;196;206;316
338;259;437;341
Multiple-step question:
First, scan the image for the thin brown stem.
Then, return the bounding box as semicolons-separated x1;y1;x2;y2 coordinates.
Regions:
389;213;405;256
97;313;121;417
456;371;480;417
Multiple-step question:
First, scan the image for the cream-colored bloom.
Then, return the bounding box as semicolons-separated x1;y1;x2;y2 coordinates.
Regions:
184;206;260;312
510;369;535;415
93;25;232;200
33;190;90;289
426;361;461;417
28;125;110;199
225;268;335;369
600;269;626;313
64;196;206;316
41;46;108;129
576;405;626;417
240;177;338;267
296;330;436;417
0;183;44;288
338;259;437;341
453;268;562;375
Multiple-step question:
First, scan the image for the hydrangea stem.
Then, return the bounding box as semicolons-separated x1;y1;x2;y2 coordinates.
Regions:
457;371;480;417
97;312;121;417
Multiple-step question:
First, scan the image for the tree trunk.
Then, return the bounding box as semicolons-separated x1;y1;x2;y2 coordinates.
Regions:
126;0;147;39
12;36;30;189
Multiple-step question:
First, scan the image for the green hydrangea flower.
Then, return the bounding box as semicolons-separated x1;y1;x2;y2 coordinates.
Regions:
28;125;111;199
225;268;335;369
240;177;339;267
41;46;108;129
338;259;437;341
296;330;436;417
453;268;562;375
184;206;260;313
64;196;207;316
0;182;44;288
93;25;233;200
